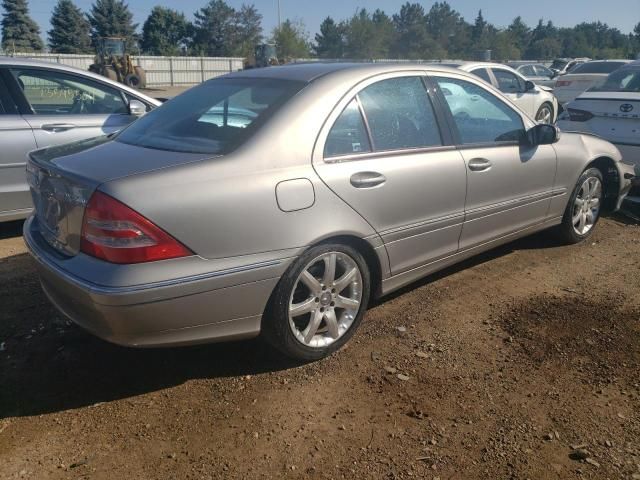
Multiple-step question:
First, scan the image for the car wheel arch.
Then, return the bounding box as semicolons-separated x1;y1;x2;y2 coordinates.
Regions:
584;156;620;211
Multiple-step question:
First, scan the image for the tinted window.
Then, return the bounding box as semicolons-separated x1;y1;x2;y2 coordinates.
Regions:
571;62;627;74
117;78;304;154
11;68;128;115
436;77;524;144
324;99;371;157
358;77;442;151
471;68;492;83
492;69;524;93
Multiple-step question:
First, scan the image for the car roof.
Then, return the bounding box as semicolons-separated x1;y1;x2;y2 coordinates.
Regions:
0;56;161;105
223;61;464;83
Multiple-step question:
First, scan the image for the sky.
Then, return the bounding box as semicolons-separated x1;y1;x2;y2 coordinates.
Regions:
26;0;640;41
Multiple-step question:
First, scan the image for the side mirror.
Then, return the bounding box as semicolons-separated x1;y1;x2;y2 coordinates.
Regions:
526;123;560;145
524;80;536;91
128;99;147;117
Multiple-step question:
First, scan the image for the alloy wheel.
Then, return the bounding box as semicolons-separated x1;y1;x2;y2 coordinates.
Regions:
536;105;552;124
288;252;363;348
572;176;602;235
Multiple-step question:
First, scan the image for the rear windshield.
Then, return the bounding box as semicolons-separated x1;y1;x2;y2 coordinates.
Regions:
551;59;568;70
590;68;640;92
571;62;627;74
116;77;305;154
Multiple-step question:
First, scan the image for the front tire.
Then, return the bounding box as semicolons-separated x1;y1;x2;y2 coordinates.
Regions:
557;167;603;244
263;244;370;361
535;102;554;124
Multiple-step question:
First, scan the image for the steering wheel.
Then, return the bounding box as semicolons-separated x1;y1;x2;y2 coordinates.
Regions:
70;92;90;114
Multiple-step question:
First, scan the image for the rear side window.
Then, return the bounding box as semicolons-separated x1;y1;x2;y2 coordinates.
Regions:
358;76;442;151
571;62;627;74
117;78;305;154
435;77;524;145
519;65;536;77
324;99;371;157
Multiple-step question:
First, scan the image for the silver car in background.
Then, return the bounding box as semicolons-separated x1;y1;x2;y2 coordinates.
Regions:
0;58;160;222
510;63;557;88
24;63;635;361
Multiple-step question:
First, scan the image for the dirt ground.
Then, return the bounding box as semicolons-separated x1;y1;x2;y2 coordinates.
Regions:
0;215;639;480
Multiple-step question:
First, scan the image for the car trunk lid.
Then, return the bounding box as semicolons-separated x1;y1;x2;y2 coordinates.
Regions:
572;93;640;145
27;135;211;257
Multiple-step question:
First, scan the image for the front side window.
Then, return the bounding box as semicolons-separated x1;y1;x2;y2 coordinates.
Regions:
435;77;525;145
471;68;492;84
358;76;442;151
324;99;371;157
492;69;525;94
11;68;128;115
520;65;536;77
535;65;553;78
117;77;305;154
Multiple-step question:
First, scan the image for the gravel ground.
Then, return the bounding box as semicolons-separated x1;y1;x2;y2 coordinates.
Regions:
0;215;639;480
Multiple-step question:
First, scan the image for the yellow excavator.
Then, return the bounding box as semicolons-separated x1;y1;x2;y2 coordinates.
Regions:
88;37;146;88
244;43;284;69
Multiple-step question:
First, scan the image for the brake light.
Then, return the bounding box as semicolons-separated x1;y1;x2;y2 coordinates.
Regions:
80;191;192;264
566;108;594;122
555;80;572;87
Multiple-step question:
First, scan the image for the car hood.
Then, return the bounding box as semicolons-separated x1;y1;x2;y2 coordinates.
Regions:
29;134;214;185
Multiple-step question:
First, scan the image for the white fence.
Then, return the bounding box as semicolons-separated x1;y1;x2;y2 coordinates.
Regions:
5;53;245;86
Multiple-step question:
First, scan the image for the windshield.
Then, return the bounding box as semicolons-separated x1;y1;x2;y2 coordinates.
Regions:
590;68;640;92
116;77;305;154
571;61;627;74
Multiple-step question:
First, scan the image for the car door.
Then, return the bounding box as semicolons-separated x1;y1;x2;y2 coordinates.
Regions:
490;68;535;116
0;71;38;218
431;74;557;250
313;74;467;275
7;67;137;149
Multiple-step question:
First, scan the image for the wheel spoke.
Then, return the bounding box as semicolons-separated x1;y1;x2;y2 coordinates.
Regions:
334;267;357;293
290;297;316;317
579;212;587;232
589;198;600;209
335;295;360;310
324;309;340;339
572;208;582;225
300;270;321;294
323;253;337;287
303;309;324;344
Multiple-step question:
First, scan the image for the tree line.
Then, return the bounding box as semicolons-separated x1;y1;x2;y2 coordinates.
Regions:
1;0;639;61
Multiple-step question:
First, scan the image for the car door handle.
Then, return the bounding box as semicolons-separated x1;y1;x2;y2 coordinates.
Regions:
350;172;386;188
468;158;493;172
42;123;76;132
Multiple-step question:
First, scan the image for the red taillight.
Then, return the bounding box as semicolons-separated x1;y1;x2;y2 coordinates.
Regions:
566;108;594;122
555;80;572;87
80;191;192;264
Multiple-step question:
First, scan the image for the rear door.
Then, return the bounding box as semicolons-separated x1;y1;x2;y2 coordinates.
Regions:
432;73;557;250
7;67;137;148
313;73;467;275
0;70;38;218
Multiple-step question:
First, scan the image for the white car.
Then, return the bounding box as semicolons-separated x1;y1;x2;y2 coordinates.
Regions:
446;62;559;124
553;60;632;105
550;57;590;76
558;61;640;174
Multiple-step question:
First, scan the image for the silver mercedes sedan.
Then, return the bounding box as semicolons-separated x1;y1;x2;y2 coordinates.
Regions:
24;63;635;361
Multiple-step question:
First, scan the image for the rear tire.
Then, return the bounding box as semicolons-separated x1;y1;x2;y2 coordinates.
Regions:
557;167;604;244
262;244;370;361
124;73;142;88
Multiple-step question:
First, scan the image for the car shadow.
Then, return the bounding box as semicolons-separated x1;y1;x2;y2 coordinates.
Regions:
1;214;633;418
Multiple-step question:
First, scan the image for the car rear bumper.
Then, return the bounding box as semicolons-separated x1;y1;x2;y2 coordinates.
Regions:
24;216;290;347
